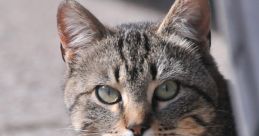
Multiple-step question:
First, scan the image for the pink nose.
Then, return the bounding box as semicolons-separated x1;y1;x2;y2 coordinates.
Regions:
127;124;149;136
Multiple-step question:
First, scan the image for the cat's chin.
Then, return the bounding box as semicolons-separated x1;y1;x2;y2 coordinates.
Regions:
102;130;133;136
100;129;153;136
143;129;154;136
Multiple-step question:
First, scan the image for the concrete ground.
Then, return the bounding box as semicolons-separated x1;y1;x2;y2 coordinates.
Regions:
0;0;231;136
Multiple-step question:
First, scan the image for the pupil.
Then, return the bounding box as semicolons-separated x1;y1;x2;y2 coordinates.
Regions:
107;89;111;96
165;84;168;92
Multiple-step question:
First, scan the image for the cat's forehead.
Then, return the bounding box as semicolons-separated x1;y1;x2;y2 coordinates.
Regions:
76;22;201;74
75;23;214;87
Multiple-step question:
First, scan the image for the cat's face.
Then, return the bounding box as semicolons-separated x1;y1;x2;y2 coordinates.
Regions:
57;0;235;136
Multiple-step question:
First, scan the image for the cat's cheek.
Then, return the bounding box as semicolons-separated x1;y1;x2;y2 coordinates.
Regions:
70;110;85;132
121;130;134;136
156;99;175;111
174;117;206;136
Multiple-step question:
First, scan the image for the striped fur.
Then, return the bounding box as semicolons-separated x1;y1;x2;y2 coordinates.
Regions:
57;0;236;136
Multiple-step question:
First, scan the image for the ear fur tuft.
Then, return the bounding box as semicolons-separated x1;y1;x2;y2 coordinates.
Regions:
57;0;108;61
157;0;211;46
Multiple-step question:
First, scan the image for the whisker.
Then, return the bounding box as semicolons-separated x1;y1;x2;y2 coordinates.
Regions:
175;124;223;130
215;109;233;115
173;132;201;136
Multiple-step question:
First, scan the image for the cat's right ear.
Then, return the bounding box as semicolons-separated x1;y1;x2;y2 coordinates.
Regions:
57;0;108;62
157;0;211;49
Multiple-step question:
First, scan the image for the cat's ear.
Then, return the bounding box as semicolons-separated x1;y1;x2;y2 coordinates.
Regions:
57;0;108;62
157;0;211;46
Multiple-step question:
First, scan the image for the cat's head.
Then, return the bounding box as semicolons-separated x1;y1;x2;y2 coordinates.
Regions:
57;0;235;136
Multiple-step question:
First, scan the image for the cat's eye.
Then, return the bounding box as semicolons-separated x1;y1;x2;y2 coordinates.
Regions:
154;80;179;101
95;86;121;105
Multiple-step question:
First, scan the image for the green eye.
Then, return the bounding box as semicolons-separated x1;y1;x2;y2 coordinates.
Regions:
95;86;121;105
154;80;179;101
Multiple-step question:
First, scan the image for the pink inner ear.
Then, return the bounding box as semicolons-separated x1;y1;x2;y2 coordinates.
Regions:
183;0;211;38
57;2;80;61
189;0;211;38
57;4;71;49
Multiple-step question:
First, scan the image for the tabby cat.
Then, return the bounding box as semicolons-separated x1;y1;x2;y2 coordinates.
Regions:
57;0;236;135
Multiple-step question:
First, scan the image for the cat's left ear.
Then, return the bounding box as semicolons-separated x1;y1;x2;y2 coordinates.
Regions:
57;0;109;62
157;0;211;48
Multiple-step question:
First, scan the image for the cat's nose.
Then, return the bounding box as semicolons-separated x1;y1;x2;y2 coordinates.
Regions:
127;124;150;136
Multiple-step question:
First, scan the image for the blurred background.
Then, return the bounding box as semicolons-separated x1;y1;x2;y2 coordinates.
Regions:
1;0;253;136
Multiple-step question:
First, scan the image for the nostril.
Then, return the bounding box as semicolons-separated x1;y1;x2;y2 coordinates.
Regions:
128;125;150;136
140;125;149;133
130;127;141;136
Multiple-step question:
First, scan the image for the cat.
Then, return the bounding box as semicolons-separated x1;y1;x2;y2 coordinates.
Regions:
56;0;236;136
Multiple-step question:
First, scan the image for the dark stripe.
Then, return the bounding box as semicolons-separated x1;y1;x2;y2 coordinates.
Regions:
118;36;128;70
68;92;90;112
207;31;211;48
60;43;65;62
117;37;125;60
187;84;216;107
117;37;129;71
114;66;120;83
128;66;138;80
135;31;142;44
191;115;208;127
143;33;150;58
125;30;141;44
179;82;215;107
81;122;93;130
150;63;157;80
